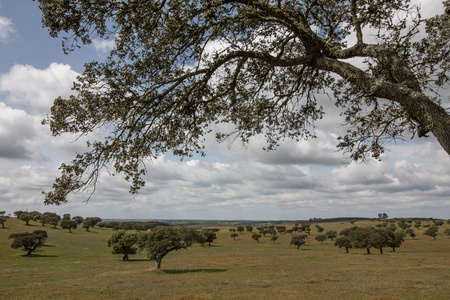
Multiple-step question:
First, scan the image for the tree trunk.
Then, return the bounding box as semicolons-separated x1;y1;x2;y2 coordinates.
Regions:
379;247;383;254
155;259;161;270
366;248;371;254
392;247;396;252
123;254;128;261
345;247;349;253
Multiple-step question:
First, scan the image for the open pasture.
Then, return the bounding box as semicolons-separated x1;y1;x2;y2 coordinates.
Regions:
1;218;449;299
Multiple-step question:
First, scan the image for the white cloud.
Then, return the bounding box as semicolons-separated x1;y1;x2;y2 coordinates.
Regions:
0;63;79;114
92;38;115;54
0;16;14;41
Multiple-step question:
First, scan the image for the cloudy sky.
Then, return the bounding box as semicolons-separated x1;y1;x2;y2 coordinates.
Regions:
0;1;449;221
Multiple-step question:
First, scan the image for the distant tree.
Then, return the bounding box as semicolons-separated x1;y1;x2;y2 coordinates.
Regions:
370;229;390;254
60;219;78;233
19;213;33;226
405;228;415;240
444;228;450;237
424;227;439;240
348;227;373;254
231;233;239;240
275;226;286;234
13;211;24;219
266;227;277;236
290;234;307;250
0;211;7;228
9;230;48;256
387;224;397;232
386;230;406;252
83;217;102;231
107;230;140;260
245;226;253;232
47;214;62;228
229;228;236;233
325;230;337;241
315;225;324;233
378;213;388;220
236;226;245;233
62;214;71;221
433;220;444;226
270;235;278;244
414;221;422;229
350;219;358;225
38;212;55;226
202;230;217;246
334;237;352;253
398;223;411;231
252;233;262;243
72;216;84;225
30;211;42;222
315;234;327;244
138;227;204;270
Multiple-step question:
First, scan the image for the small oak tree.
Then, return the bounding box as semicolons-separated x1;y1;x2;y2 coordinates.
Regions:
107;230;139;261
9;230;48;256
138;227;203;270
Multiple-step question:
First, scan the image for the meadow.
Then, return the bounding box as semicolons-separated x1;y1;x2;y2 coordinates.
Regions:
0;218;449;299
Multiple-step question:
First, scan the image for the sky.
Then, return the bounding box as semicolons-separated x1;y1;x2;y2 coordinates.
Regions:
0;1;449;221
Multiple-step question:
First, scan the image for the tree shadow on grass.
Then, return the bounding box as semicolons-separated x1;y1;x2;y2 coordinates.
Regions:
162;268;227;274
19;254;59;258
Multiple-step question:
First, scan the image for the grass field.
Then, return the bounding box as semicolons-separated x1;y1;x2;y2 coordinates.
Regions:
1;218;449;299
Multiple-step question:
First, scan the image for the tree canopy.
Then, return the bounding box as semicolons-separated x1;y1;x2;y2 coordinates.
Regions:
138;226;204;269
9;230;48;256
36;0;450;204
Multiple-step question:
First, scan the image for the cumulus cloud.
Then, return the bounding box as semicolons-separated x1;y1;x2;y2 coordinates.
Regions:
0;16;14;41
0;103;45;160
92;38;116;54
0;63;79;114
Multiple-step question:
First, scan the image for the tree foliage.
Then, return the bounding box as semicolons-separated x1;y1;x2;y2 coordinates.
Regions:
290;233;307;249
9;230;48;256
138;226;203;270
37;0;450;204
107;229;140;260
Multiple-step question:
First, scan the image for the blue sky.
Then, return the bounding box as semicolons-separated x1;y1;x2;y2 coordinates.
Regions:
0;0;449;220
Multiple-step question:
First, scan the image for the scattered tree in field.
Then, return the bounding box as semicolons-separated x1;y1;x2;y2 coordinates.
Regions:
202;230;217;246
72;216;84;225
107;230;140;261
30;211;42;222
386;230;406;252
424;227;439;240
236;226;245;233
14;211;24;219
290;234;307;250
9;230;48;256
19;213;33;226
38;1;450;205
138;227;204;270
315;225;324;233
252;233;262;243
334;237;352;253
370;229;390;254
47;214;61;228
271;235;279;244
348;227;373;254
414;221;422;229
316;234;327;244
397;221;411;231
62;214;71;221
405;228;415;240
276;226;286;234
231;233;239;240
378;213;388;220
325;230;337;241
245;226;253;232
433;220;444;226
82;217;102;231
444;228;450;237
0;211;7;228
59;219;78;233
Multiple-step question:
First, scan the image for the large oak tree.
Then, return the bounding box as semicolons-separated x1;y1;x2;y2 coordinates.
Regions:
36;0;450;204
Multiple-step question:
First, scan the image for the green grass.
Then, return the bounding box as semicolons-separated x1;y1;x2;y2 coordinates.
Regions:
1;219;449;299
